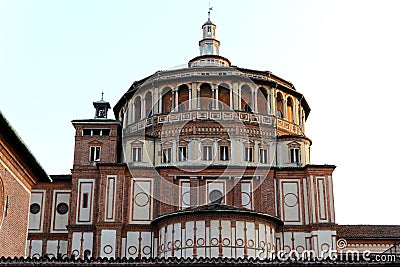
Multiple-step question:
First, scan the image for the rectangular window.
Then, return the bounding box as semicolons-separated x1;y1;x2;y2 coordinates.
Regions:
220;146;229;161
245;147;253;162
162;148;172;163
290;148;300;163
260;149;268;164
89;146;101;161
178;146;187;162
203;146;212;161
83;129;110;136
132;147;142;162
82;193;89;208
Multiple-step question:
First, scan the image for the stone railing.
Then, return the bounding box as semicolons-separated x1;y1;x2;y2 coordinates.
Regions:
124;110;303;137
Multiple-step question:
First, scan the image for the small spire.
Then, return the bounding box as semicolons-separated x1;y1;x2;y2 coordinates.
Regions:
101;90;104;101
208;4;213;21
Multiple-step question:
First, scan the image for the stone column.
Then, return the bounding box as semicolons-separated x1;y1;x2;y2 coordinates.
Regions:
158;92;163;114
215;86;219;110
229;87;233;110
253;89;258;113
141;98;145;119
188;88;192;110
197;87;201;110
283;99;287;119
174;87;179;111
211;87;215;110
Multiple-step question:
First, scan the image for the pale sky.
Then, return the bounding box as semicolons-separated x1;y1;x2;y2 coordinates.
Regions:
1;1;399;225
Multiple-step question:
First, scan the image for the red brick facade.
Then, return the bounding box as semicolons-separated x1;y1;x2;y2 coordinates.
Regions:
0;112;51;257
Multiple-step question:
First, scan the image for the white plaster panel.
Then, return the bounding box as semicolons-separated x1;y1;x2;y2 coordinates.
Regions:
316;177;328;222
235;221;245;258
59;240;68;258
46;240;58;258
241;181;253;209
302;178;309;225
281;180;301;224
76;179;94;224
185;221;194;257
71;232;81;257
166;224;173;258
105;175;116;222
100;229;116;258
82;232;93;257
210;220;219;257
246;222;256;258
141;232;152;257
221;220;231;258
28;190;45;232
126;231;140;258
180;180;190;209
130;178;153;223
173;223;182;258
121;237;126;258
30;240;42;258
196;220;206;257
51;190;70;233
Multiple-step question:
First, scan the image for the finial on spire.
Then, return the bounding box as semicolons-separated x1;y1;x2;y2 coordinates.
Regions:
101;90;104;101
208;3;213;21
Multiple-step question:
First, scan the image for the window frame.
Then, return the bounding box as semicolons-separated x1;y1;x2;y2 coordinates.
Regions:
178;146;187;162
244;147;253;162
259;148;268;164
290;147;300;163
132;147;142;162
162;148;172;163
202;145;213;161
89;146;101;162
219;145;229;161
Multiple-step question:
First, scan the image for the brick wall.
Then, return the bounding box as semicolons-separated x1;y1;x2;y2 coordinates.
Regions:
0;167;31;257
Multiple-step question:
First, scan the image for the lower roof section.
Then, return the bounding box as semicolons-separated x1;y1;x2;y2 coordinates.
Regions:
337;225;400;240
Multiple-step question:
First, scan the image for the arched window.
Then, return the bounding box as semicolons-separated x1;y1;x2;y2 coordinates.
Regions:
162;88;172;114
145;91;152;118
134;96;141;122
200;83;212;110
178;84;189;111
257;87;269;114
218;84;230;110
241;85;252;112
276;92;284;118
287;97;294;123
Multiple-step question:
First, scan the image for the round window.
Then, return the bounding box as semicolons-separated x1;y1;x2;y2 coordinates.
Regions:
209;190;223;204
56;203;69;215
30;203;41;214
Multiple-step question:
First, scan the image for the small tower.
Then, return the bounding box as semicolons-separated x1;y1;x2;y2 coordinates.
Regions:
199;7;220;56
93;92;111;119
71;94;120;167
188;7;231;67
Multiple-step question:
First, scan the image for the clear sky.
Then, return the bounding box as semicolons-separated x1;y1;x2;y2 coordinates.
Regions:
1;0;399;225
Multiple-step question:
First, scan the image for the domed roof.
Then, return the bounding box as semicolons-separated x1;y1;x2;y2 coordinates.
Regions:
203;19;215;26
